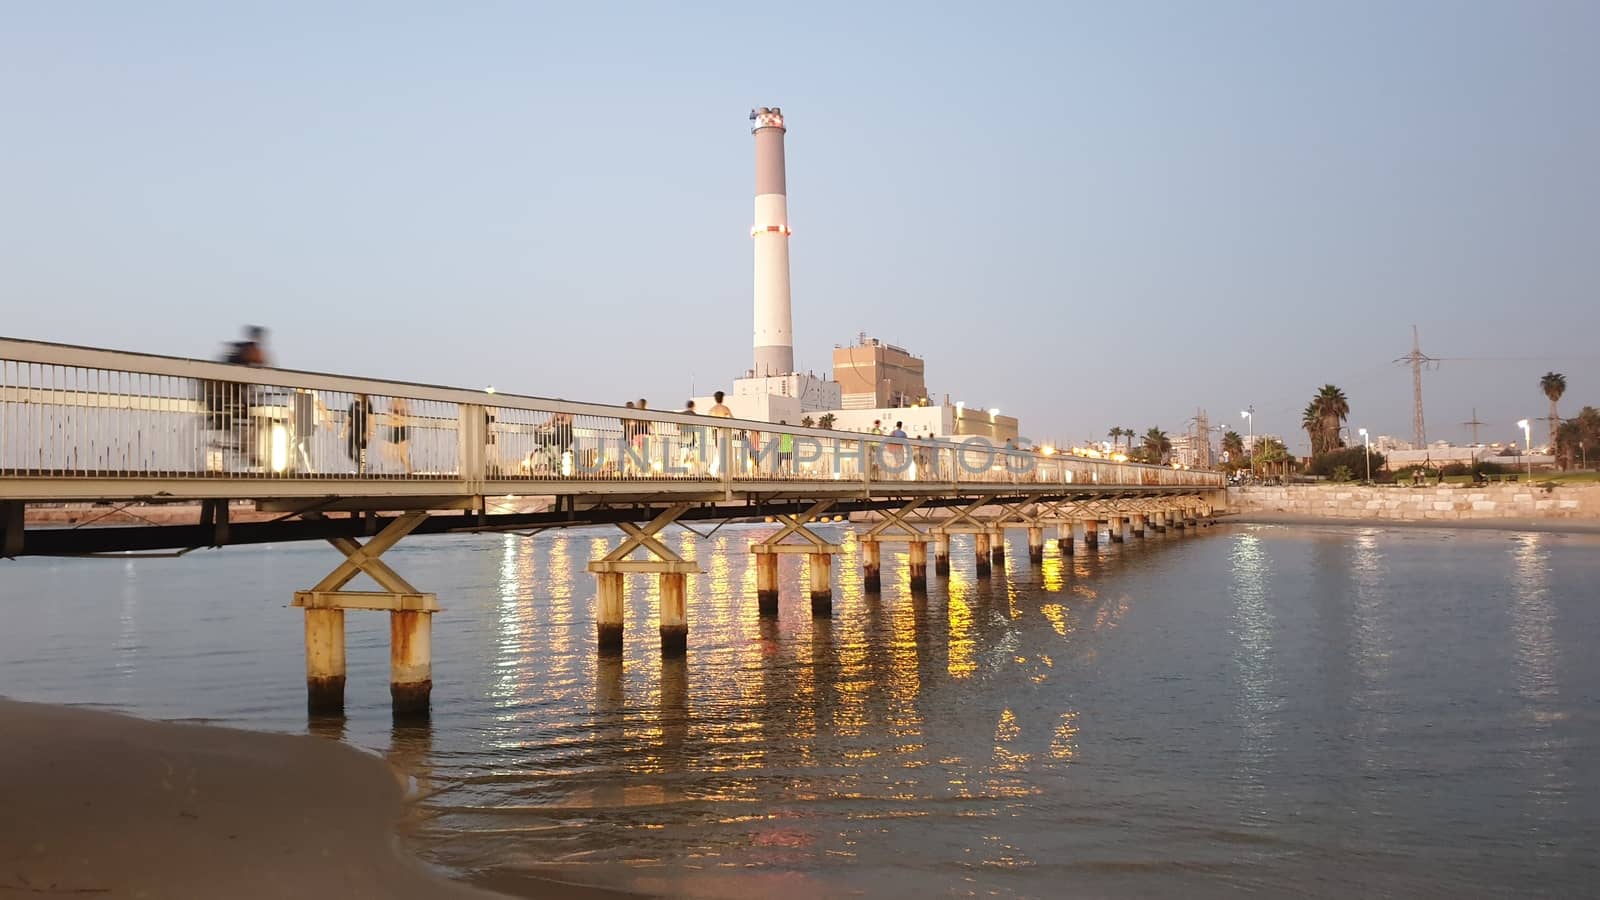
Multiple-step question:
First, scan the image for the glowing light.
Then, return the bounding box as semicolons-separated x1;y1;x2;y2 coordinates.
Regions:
268;423;289;474
484;386;496;394
1040;446;1055;456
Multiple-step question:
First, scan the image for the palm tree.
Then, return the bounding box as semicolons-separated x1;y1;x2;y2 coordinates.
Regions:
817;413;836;430
1540;372;1566;449
1142;427;1172;465
1221;429;1246;468
1313;384;1349;453
1107;426;1123;451
1302;402;1323;455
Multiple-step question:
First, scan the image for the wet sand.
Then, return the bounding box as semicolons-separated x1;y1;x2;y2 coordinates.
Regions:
0;698;508;900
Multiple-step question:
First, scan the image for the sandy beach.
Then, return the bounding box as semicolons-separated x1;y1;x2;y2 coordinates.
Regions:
0;698;507;900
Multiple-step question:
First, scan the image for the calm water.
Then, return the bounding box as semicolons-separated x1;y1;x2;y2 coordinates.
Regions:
2;522;1598;897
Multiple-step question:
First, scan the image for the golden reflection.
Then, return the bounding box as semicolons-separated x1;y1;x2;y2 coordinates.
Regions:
1040;551;1064;592
1049;710;1079;761
990;707;1032;776
1041;603;1070;637
888;583;924;740
946;575;976;678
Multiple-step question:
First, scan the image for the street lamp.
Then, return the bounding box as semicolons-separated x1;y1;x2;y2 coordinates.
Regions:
1358;427;1371;482
1516;419;1531;481
1240;406;1254;476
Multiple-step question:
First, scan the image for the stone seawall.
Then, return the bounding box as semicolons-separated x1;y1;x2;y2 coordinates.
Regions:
1230;483;1600;523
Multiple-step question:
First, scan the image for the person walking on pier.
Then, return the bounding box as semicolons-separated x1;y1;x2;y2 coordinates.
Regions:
343;394;372;474
680;400;701;475
777;421;794;476
708;391;732;476
889;421;909;479
386;397;413;475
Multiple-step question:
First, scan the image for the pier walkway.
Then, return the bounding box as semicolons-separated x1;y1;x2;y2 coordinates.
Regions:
0;337;1225;717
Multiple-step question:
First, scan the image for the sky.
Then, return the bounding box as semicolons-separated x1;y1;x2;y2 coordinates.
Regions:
3;1;1597;452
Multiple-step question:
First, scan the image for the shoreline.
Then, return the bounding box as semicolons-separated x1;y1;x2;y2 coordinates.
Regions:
0;698;512;900
1221;510;1600;535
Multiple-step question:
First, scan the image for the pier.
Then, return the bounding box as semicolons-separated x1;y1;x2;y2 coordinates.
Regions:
0;337;1223;719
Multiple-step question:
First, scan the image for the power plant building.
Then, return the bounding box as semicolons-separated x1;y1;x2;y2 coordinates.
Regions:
832;335;928;409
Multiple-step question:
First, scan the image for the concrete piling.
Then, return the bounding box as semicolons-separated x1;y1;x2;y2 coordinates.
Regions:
862;538;881;592
304;608;346;716
908;541;928;592
1131;514;1146;538
975;532;992;577
934;532;951;576
1027;526;1044;564
1057;522;1074;556
756;550;779;616
990;528;1006;565
809;552;833;615
1081;518;1099;549
659;572;687;657
389;610;432;719
1108;516;1125;543
596;571;625;655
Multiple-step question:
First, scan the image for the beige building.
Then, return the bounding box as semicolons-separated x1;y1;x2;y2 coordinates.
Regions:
832;335;928;410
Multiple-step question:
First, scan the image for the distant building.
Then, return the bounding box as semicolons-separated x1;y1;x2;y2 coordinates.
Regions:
820;401;1019;444
1170;433;1212;468
832;335;928;410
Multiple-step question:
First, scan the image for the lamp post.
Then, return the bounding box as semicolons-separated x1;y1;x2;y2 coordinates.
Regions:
1358;428;1371;482
1516;419;1531;481
1240;406;1254;477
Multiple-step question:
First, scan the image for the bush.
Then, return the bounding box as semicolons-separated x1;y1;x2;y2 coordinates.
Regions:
1308;446;1385;480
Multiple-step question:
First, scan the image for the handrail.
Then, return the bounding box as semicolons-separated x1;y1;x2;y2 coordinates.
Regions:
0;335;1226;490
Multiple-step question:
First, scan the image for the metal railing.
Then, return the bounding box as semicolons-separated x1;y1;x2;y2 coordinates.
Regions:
0;337;1224;493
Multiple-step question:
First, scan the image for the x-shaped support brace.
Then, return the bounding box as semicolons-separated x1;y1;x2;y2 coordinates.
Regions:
601;503;692;565
310;511;429;595
864;497;930;539
754;499;837;551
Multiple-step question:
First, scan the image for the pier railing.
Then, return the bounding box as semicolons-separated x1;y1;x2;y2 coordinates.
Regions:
0;337;1224;493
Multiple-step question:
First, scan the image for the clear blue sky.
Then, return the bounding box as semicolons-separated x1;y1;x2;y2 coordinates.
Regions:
3;1;1597;450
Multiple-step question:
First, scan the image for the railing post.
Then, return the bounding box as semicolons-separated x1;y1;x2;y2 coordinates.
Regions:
459;403;487;492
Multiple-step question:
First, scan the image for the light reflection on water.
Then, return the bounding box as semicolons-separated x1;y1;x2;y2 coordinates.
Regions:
2;523;1599;897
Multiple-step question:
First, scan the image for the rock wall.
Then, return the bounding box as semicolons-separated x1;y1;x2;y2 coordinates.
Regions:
1230;483;1600;522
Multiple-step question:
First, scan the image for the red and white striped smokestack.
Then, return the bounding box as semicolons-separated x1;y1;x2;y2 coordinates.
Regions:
750;106;793;377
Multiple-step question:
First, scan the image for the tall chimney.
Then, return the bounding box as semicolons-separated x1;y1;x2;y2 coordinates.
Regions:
750;106;793;377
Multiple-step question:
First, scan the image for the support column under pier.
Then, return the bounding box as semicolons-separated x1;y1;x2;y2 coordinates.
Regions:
990;528;1006;565
1080;518;1099;550
862;538;882;593
1057;522;1074;556
660;572;688;657
909;541;928;592
1107;516;1124;543
294;511;437;720
750;500;840;618
390;609;432;719
596;572;624;655
1027;526;1044;564
305;608;346;716
1131;514;1146;538
975;532;992;577
756;550;779;616
587;504;702;659
809;553;833;615
934;532;951;576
